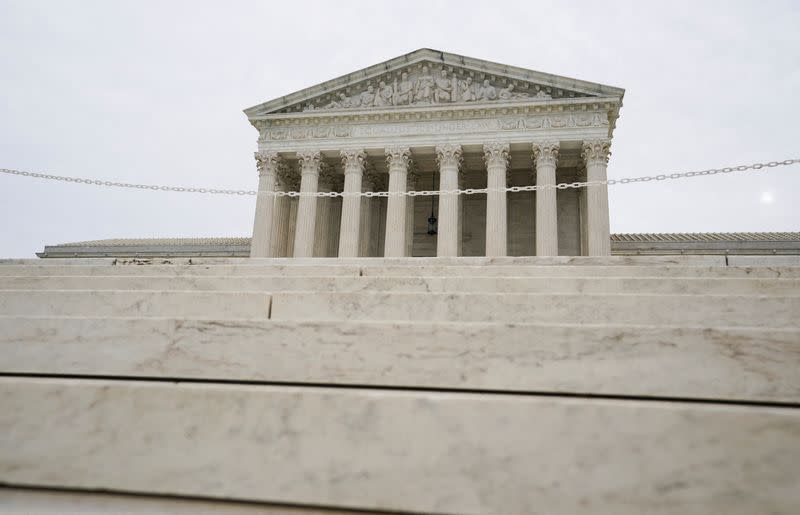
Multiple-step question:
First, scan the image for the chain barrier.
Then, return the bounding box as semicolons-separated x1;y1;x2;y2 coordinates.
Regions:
2;159;798;198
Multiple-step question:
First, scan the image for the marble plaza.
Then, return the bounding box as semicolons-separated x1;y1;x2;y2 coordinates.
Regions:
246;48;624;258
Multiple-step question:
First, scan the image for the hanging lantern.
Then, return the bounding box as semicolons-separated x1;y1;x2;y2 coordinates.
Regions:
427;172;437;235
427;215;438;235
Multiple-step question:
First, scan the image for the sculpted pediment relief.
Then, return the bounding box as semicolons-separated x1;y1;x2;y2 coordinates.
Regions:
245;49;625;117
282;63;565;114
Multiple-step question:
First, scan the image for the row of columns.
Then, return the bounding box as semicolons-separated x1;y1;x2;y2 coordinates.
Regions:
251;139;611;258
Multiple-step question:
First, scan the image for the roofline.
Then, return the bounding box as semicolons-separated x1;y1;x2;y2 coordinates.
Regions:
243;48;625;117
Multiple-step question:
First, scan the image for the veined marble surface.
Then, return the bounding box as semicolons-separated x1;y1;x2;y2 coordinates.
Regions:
1;378;799;515
270;291;800;327
1;317;799;402
0;290;271;318
0;488;356;515
1;274;799;295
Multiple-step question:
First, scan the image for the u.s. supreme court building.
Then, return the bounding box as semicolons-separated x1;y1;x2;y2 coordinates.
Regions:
246;48;623;260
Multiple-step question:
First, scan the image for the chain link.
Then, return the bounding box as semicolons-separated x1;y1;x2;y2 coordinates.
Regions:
2;158;798;198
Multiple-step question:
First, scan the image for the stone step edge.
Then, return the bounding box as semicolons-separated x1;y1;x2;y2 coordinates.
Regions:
2;288;798;298
3;314;799;332
3;274;798;280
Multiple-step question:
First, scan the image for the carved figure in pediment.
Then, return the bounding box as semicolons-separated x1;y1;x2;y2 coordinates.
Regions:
302;102;316;112
324;92;353;109
499;84;515;100
498;83;530;100
375;81;394;107
414;65;435;104
458;76;476;102
434;69;454;103
394;72;415;105
477;79;497;101
359;85;376;107
534;90;552;99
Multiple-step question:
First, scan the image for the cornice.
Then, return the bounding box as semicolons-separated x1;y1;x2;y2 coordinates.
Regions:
249;96;622;126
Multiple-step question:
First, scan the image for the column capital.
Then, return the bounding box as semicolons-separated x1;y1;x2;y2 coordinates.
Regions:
275;164;298;191
407;169;419;190
254;151;281;176
340;148;367;173
297;150;322;175
385;146;412;169
532;141;560;168
582;139;611;166
483;142;510;167
318;163;337;189
435;144;463;169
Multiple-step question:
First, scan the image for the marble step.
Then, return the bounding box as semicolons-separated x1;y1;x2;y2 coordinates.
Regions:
271;291;800;327
2;263;800;279
0;290;271;318
2;377;798;515
2;317;798;403
0;264;362;277
0;488;354;515
2;255;731;267
1;290;798;326
360;264;800;278
2;274;799;295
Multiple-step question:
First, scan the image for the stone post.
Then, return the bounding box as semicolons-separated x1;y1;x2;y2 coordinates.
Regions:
384;146;411;257
533;141;560;256
484;142;510;257
271;165;297;257
582;139;612;256
313;164;335;257
293;150;322;258
435;144;463;257
338;149;366;257
250;151;279;258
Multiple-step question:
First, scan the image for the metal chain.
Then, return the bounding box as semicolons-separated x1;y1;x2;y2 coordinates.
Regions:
1;159;798;198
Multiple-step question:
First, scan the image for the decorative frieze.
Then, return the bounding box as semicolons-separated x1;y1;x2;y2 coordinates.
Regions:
259;111;610;143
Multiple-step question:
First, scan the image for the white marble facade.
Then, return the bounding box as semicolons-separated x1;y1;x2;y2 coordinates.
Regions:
246;49;624;258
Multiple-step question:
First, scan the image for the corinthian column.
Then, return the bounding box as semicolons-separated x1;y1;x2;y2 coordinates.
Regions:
293;150;322;258
271;164;297;257
435;144;463;257
582;139;612;256
533;141;560;256
338;149;366;257
251;151;279;257
313;164;335;257
484;142;510;257
384;146;411;257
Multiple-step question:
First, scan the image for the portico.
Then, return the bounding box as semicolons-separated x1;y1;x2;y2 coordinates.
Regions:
246;49;623;258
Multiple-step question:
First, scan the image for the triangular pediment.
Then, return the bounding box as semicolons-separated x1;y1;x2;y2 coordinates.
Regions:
244;49;624;117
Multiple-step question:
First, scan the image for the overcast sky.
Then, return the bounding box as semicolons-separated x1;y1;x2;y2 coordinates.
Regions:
1;0;798;257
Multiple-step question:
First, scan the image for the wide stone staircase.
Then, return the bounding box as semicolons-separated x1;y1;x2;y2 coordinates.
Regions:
1;255;799;514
